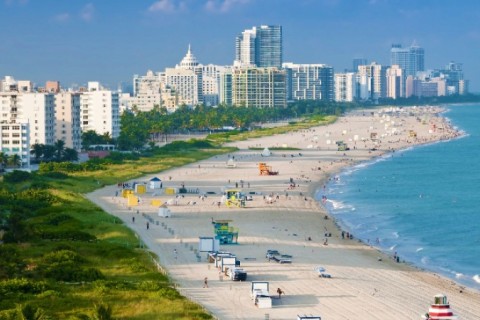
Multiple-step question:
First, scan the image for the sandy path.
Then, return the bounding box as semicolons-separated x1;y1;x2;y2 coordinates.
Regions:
86;107;480;320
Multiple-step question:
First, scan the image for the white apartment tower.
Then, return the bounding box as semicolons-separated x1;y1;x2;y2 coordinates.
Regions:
20;93;56;146
55;92;82;150
80;82;120;138
386;65;403;99
334;73;356;102
202;64;229;107
358;62;386;100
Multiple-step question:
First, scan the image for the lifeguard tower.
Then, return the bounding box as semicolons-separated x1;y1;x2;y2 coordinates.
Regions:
422;294;458;319
259;163;279;175
212;219;239;244
336;141;349;151
225;189;246;208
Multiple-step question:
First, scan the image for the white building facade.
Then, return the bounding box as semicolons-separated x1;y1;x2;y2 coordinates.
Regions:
386;65;403;99
80;82;120;138
334;73;356;102
54;92;82;151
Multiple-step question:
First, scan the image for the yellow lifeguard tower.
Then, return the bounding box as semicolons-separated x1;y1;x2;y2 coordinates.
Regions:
225;189;246;208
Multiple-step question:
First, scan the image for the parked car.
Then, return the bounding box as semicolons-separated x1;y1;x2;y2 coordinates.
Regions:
266;250;280;259
227;267;247;281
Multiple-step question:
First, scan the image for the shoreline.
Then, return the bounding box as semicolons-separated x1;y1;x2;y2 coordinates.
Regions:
87;105;480;319
312;116;478;292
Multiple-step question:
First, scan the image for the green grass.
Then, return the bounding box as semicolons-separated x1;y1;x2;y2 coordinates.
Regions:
0;147;232;319
206;115;337;144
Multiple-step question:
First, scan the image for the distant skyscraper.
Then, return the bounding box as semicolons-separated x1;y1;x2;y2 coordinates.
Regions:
235;25;282;68
390;43;425;77
352;58;367;72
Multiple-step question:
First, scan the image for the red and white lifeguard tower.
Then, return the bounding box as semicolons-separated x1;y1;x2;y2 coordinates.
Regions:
422;294;458;319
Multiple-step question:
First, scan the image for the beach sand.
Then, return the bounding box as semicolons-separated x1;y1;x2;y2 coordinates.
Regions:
87;107;480;319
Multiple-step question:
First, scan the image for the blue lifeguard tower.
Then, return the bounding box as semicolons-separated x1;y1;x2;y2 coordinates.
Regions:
212;219;239;244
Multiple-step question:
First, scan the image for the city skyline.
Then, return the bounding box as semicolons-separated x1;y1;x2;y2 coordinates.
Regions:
0;0;479;91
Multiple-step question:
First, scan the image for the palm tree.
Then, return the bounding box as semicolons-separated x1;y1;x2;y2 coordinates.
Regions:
30;143;44;163
0;152;8;170
54;140;66;162
9;154;22;168
42;145;56;162
62;148;79;162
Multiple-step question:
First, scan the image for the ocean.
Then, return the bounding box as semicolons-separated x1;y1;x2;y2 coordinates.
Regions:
317;104;480;291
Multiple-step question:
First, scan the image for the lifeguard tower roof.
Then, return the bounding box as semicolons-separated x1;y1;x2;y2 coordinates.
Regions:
213;219;233;224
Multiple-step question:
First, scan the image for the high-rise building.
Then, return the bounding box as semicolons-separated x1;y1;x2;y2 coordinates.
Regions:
334;73;356;102
390;43;424;97
163;46;203;107
386;65;403;99
202;64;229;107
224;67;286;108
80;82;120;138
54;92;81;150
390;43;425;77
358;62;386;100
235;25;282;68
283;63;334;101
20;93;56;146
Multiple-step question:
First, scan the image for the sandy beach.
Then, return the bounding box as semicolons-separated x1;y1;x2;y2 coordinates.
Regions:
86;106;480;320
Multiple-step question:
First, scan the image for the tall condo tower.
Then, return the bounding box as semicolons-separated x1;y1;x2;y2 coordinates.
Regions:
235;25;282;68
390;43;425;77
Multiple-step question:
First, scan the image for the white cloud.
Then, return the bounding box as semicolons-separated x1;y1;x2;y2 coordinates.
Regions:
205;0;249;13
54;13;70;23
80;3;95;22
148;0;178;13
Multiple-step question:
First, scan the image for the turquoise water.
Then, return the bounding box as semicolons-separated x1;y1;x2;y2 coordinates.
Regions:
317;104;480;290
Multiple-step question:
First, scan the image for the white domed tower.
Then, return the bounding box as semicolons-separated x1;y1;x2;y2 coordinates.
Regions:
422;294;458;319
178;44;200;70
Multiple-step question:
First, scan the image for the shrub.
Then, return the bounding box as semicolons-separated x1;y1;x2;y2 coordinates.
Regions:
157;287;181;300
0;278;48;296
3;170;32;184
41;171;69;179
36;230;96;242
44;213;73;226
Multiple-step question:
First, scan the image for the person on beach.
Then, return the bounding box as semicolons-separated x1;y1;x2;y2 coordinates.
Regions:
146;222;149;230
203;277;208;288
132;216;135;223
277;288;284;298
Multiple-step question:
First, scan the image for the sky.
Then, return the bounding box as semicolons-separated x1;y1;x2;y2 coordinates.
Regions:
0;0;479;92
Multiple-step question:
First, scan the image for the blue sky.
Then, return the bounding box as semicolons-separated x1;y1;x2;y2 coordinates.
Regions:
1;0;479;91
